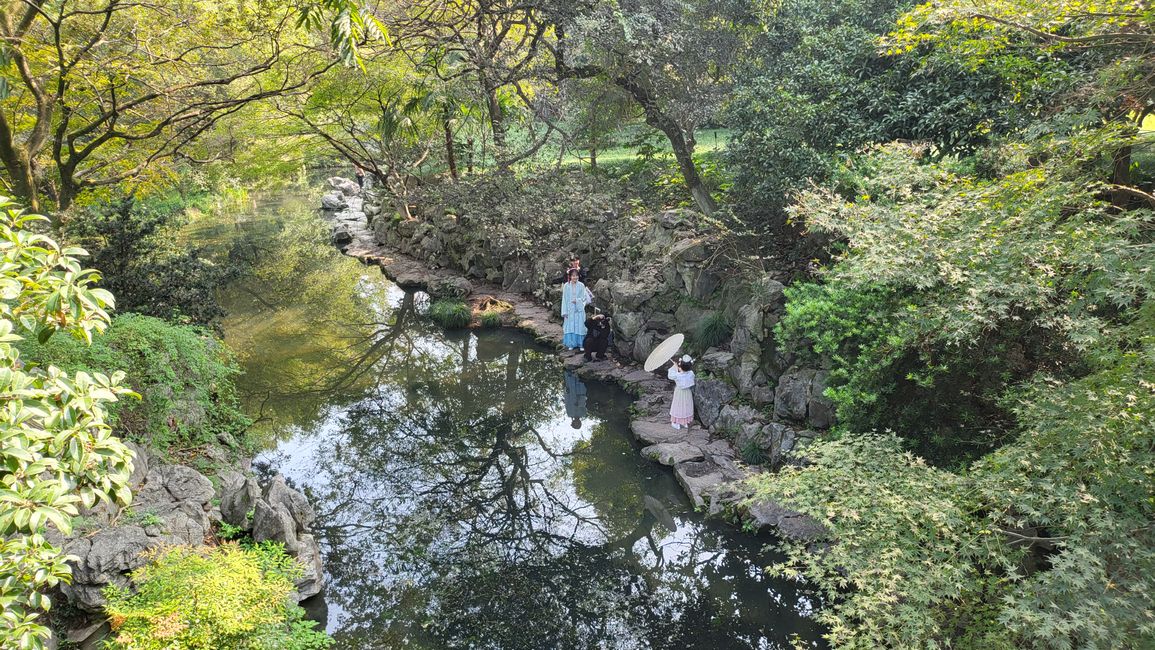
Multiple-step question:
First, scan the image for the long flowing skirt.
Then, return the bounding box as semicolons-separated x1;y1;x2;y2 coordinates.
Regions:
563;315;586;348
670;386;694;425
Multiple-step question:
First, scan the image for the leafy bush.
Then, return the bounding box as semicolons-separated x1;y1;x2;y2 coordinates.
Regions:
64;195;230;325
104;543;331;650
478;309;504;328
691;311;732;352
0;199;134;649
19;313;251;455
428;299;472;329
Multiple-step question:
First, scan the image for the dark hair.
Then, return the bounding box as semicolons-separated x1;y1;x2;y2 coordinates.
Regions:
584;303;595;315
567;268;579;280
679;359;694;371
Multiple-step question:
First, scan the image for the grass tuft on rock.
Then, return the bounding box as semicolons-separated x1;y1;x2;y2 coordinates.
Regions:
692;311;733;352
428;299;472;329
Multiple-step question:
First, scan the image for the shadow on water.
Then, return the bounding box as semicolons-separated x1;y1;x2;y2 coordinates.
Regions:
191;193;827;649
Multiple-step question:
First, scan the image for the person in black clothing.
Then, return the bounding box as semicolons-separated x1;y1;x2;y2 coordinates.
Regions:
354;165;365;189
583;307;613;361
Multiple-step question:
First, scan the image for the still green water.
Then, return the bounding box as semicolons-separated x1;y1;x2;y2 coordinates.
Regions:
186;193;826;649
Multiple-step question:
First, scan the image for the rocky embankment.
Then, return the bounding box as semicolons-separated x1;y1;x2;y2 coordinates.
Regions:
50;442;323;647
321;176;829;542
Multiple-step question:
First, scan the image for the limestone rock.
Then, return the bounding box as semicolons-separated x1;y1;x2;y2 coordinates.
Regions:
713;403;763;436
750;384;775;408
693;378;736;428
632;330;657;363
730;303;765;358
728;360;761;396
320;191;347;211
775;366;817;422
644;312;677;333
670;238;709;263
611;281;657;311
673;460;728;510
807;370;836;429
699;350;735;375
327;176;361;197
614;311;645;340
124;440;151;489
642;442;706;466
630;419;708;446
251;500;300;556
220;472;260;531
264;475;317;534
294;534;325;600
156;465;215;505
63;526;157;611
745;500;827;542
331;225;353;248
429;275;473;300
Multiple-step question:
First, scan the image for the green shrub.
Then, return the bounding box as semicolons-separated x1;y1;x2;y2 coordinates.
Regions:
691;311;732;352
64;195;230;326
18;313;251;455
104;543;331;650
428;299;472;329
738;437;768;466
478;309;504;328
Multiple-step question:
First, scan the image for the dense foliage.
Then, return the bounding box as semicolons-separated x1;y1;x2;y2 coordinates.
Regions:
0;199;134;650
748;0;1155;647
19;314;251;457
62;196;230;325
0;0;1149;647
104;543;331;650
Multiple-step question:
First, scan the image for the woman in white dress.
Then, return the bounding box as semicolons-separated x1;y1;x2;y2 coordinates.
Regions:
561;269;592;350
667;355;696;429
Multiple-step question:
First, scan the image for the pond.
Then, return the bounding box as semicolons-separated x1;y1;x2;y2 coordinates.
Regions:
185;191;826;649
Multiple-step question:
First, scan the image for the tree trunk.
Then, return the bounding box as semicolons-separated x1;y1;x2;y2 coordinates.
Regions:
443;113;459;180
613;75;716;216
1111;145;1132;209
0;114;39;212
589;144;597;172
479;71;507;155
466;138;475;173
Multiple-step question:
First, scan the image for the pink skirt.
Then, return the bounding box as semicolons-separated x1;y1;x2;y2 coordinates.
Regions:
670;387;694;425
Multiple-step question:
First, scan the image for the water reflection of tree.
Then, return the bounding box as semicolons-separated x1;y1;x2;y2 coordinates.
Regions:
284;332;825;648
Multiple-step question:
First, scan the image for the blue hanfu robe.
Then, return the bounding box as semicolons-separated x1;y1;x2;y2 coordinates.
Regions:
561;280;591;348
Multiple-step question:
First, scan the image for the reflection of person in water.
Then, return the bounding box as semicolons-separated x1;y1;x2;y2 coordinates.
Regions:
564;370;588;429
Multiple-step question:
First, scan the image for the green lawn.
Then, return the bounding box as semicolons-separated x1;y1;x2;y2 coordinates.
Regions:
550;128;732;169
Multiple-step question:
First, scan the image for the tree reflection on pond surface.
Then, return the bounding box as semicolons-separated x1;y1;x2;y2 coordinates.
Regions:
258;303;825;649
198;194;825;649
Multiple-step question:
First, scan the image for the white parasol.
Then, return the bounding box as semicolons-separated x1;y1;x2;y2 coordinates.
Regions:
643;333;685;372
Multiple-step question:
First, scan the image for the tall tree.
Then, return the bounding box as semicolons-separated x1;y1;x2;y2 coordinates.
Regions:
387;0;553;167
549;0;756;216
0;0;380;217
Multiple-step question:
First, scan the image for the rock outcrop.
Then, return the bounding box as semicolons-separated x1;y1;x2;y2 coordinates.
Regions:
219;472;325;600
56;446;326;617
58;445;217;612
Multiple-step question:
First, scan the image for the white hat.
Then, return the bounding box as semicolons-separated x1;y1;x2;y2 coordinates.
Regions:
681;354;693;363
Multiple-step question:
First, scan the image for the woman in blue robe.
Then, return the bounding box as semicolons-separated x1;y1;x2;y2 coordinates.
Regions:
561;269;592;350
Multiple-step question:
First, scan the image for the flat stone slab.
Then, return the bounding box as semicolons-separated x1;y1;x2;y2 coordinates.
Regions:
642;442;706;466
630;419;709;446
673;460;730;509
576;360;622;381
622;370;658;384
